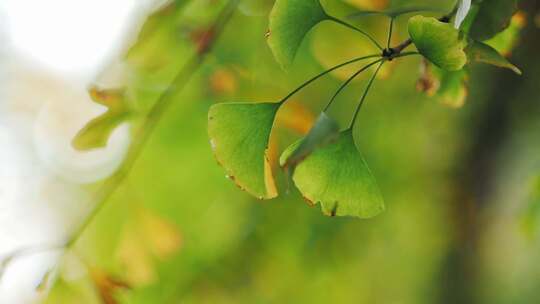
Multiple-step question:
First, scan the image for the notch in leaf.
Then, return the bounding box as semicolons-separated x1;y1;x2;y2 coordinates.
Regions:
408;16;468;71
267;0;329;69
280;130;384;218
72;86;131;151
466;40;521;75
208;102;279;199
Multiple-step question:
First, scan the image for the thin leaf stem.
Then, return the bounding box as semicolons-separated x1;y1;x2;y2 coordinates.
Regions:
279;54;382;105
323;59;384;112
345;51;420;129
347;61;385;130
386;18;394;49
328;16;384;51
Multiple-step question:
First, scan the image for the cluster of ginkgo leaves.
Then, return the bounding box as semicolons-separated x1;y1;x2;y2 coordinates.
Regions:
69;0;522;219
207;0;522;218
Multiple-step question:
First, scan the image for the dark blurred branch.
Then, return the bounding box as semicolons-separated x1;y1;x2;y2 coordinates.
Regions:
438;2;539;303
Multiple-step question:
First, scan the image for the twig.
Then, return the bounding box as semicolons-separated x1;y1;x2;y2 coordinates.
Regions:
386;9;457;57
65;0;241;248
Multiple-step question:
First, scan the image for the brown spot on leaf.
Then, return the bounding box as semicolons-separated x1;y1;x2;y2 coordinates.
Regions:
302;196;315;207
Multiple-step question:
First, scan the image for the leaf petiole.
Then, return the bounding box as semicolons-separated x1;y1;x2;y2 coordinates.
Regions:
327;15;384;51
279;54;382;105
386;18;394;49
324;58;385;112
348;61;385;130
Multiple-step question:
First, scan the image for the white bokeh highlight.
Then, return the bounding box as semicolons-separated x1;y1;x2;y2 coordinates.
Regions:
0;0;151;302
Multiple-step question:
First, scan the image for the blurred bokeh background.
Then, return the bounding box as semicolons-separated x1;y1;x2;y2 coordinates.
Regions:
0;0;539;303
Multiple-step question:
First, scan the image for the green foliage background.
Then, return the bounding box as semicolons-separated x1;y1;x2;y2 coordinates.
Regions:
45;0;540;303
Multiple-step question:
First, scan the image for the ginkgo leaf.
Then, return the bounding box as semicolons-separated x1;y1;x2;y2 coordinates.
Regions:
280;112;340;170
408;16;468;71
72;87;131;151
485;12;525;56
208;102;279;199
281;130;384;218
125;1;190;71
268;0;329;69
417;61;469;108
435;68;469;108
469;0;517;41
466;40;521;74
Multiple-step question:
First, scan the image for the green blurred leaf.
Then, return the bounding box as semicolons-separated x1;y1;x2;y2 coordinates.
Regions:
521;177;540;238
485;12;524;56
469;0;517;41
239;0;273;16
466;40;521;74
280;112;340;170
268;0;328;69
208;102;279;199
408;16;468;71
126;1;189;72
72;87;131;151
435;68;469;108
281;130;384;218
417;62;469;108
124;1;194;112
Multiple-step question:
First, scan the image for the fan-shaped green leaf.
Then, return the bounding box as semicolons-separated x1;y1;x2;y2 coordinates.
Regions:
208;102;279;199
72;87;131;151
281;112;340;170
469;0;517;41
268;0;328;69
466;40;521;74
281;130;384;218
408;16;468;71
